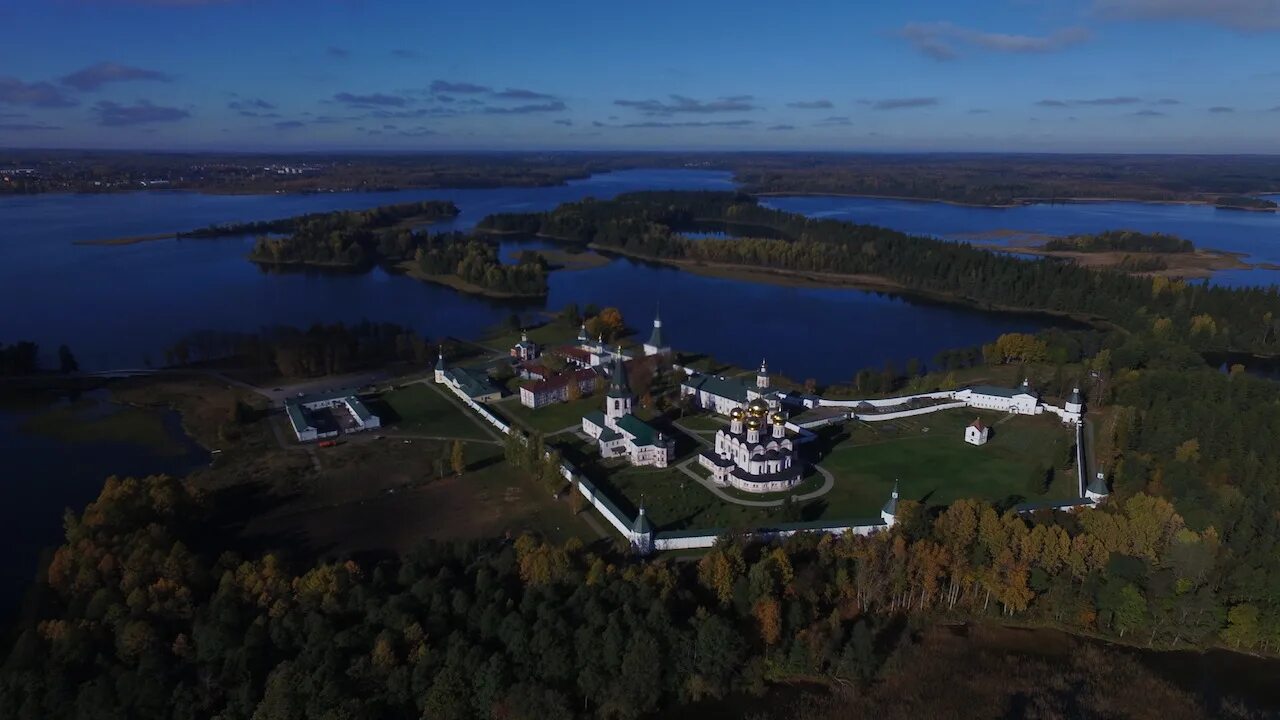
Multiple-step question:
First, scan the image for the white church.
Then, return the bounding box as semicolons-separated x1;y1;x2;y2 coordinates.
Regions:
698;396;805;493
581;347;675;467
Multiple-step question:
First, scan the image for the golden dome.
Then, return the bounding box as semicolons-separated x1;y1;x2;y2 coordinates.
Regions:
747;418;762;429
771;412;785;425
748;398;769;415
730;408;744;419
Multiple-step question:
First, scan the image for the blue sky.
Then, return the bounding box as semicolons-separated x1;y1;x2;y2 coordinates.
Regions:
2;0;1279;152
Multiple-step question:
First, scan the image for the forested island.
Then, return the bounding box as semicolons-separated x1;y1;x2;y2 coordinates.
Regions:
1043;230;1195;254
479;191;1280;355
405;233;549;298
180;201;550;298
1214;195;1278;211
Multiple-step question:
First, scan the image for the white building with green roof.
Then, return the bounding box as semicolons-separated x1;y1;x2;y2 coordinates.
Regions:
434;350;502;402
284;388;381;442
953;378;1040;415
681;359;779;416
581;347;674;467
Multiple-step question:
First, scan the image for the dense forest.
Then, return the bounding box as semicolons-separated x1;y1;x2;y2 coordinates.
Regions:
234;201;458;268
162;322;439;377
1044;230;1195;254
479;191;1280;355
0;465;1273;719
413;233;549;297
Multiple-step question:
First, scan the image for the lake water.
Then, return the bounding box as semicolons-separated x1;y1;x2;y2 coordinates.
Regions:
2;171;1277;384
0;393;208;617
1;169;1062;386
762;194;1280;288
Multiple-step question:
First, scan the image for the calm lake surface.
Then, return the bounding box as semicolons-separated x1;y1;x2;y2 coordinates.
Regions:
2;171;1277;384
1;168;1061;385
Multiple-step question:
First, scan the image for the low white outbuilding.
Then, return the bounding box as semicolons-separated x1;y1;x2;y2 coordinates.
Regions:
964;418;990;446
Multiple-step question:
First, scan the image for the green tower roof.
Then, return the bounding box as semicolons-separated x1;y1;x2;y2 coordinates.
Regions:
647;311;664;349
632;507;652;535
607;348;631;398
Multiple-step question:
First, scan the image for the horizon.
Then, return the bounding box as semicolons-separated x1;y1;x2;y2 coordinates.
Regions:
3;1;1280;153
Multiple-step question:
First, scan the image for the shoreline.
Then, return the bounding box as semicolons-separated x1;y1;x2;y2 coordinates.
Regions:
587;243;1115;330
753;190;1280;211
391;260;546;300
74;232;178;246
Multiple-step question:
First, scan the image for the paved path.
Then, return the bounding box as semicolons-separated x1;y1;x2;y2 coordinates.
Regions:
675;457;835;508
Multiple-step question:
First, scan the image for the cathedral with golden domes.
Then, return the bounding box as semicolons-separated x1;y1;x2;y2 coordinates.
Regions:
697;394;804;493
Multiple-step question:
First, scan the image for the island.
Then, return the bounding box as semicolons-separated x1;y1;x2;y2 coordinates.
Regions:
211;202;555;298
1214;195;1279;212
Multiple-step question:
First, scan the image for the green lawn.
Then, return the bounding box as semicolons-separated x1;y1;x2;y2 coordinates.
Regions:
374;384;492;440
814;410;1077;517
553;406;1079;534
243;439;598;553
504;394;605;435
486;316;580;351
676;413;728;433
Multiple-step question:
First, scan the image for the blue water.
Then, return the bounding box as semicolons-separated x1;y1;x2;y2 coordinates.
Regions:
0;169;1059;384
0;396;208;616
763;194;1280;287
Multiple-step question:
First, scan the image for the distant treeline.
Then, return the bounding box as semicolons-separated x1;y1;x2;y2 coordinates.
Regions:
731;153;1280;206
1214;195;1278;210
1043;230;1194;254
164;322;439;378
0;341;78;375
414;232;548;296
479;191;1280;355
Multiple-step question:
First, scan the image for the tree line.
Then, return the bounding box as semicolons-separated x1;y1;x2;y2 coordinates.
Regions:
163;322;438;378
1043;230;1195;254
479;191;1280;355
1;467;1273;719
414;233;549;297
0;341;78;375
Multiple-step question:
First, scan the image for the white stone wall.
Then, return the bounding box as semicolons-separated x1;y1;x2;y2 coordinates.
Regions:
813;390;957;408
856;401;968;422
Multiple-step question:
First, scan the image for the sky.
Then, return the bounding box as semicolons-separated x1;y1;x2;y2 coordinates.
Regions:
2;0;1280;153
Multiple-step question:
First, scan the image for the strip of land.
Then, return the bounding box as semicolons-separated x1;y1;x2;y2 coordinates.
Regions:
74;232;177;246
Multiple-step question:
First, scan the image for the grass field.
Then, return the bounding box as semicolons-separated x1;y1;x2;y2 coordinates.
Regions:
485;316;581;352
502;394;605;435
373;384;492;440
676;413;728;433
553;406;1079;533
814;410;1077;517
237;440;598;556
